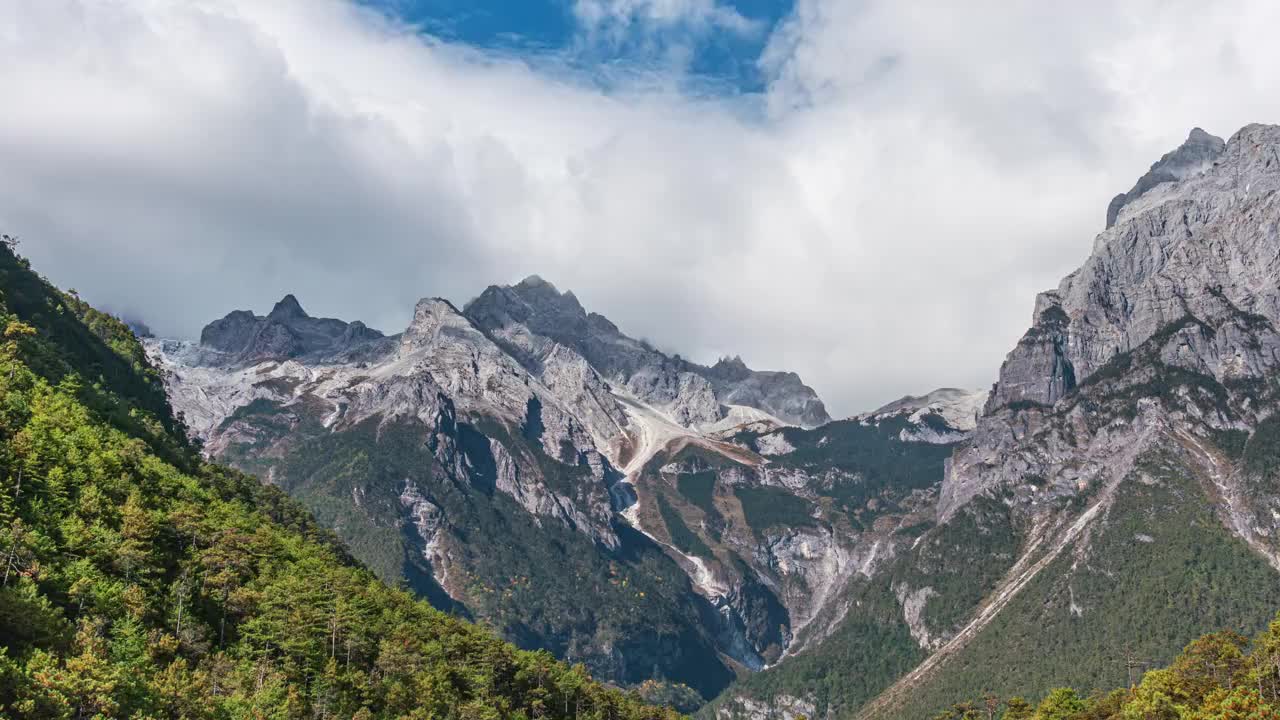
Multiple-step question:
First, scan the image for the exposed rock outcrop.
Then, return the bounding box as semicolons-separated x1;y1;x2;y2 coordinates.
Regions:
199;294;384;364
465;277;831;428
955;124;1280;521
1106;127;1226;228
988;125;1279;413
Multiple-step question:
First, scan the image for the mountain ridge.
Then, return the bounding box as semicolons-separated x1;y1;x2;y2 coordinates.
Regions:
465;276;832;428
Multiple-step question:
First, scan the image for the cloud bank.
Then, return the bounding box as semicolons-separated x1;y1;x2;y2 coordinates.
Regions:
4;0;1280;415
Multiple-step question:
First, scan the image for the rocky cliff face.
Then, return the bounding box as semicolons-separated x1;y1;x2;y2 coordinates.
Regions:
1106;127;1226;229
988;126;1280;411
961;124;1280;520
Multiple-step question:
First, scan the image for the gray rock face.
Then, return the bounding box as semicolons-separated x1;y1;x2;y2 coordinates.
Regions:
151;290;760;695
699;356;831;428
465;277;831;428
708;126;1280;720
399;479;452;592
983;298;1076;412
199;294;384;364
948;124;1280;524
988;125;1280;413
1106;127;1226;228
154;295;626;548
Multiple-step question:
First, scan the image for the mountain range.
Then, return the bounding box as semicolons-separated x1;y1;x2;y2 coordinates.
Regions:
70;122;1280;718
146;267;853;700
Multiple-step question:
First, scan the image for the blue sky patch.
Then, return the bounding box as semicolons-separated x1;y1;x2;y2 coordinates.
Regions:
363;0;795;94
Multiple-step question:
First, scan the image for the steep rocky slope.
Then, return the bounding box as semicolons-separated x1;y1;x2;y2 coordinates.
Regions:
710;125;1280;720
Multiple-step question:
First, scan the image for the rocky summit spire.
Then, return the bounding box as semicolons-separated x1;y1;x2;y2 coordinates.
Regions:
1105;127;1226;228
268;293;308;320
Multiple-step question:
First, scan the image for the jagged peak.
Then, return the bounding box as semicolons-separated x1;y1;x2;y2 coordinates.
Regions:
516;274;557;292
467;276;830;427
268;293;308;320
1106;126;1227;228
512;275;586;305
1186;126;1219;144
402;297;472;344
490;275;587;319
714;355;748;371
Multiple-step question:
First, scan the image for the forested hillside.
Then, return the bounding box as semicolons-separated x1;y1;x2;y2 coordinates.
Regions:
933;612;1280;719
0;238;681;718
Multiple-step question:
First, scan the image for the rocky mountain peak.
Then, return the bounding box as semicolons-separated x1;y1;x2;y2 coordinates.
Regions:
467;277;589;342
870;388;987;424
466;278;832;428
512;274;584;312
709;355;751;380
946;122;1280;521
401;298;471;352
858;387;987;444
409;296;461;326
268;293;308;320
987;123;1280;414
194;294;384;366
1106;126;1226;228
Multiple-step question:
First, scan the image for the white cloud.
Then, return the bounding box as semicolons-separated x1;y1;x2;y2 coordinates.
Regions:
4;0;1280;415
568;0;764;84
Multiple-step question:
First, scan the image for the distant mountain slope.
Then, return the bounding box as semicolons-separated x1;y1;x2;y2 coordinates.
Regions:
0;241;681;719
857;388;987;444
935;611;1280;720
